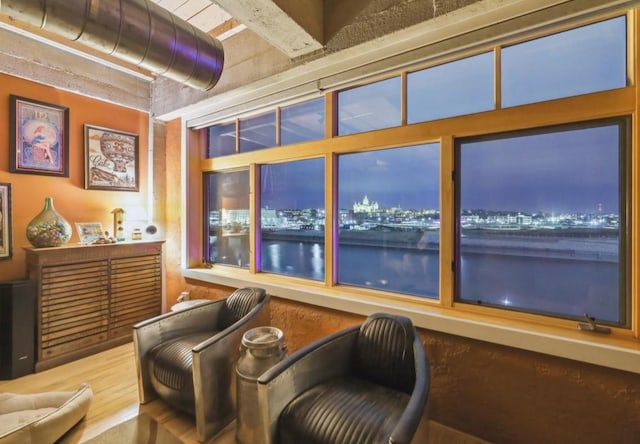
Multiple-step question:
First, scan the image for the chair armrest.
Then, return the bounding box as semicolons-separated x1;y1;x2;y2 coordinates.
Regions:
389;337;431;444
132;300;225;404
256;326;360;444
191;294;271;441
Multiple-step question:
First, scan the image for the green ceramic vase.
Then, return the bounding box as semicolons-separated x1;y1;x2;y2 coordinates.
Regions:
26;197;72;248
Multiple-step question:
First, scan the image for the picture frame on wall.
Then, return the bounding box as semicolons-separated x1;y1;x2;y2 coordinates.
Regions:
9;95;69;177
0;183;12;260
84;124;139;191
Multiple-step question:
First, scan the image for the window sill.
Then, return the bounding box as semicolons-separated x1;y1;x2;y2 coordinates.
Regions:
182;267;640;375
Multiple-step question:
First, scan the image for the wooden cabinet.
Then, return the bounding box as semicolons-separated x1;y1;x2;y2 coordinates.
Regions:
25;241;164;371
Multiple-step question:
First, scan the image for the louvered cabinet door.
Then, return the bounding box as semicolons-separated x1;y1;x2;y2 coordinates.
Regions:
26;241;164;371
110;254;162;339
40;261;109;362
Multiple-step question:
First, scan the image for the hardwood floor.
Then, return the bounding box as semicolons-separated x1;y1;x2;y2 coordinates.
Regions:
0;343;487;444
0;343;233;444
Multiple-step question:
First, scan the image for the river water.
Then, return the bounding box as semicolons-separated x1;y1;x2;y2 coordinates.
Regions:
260;240;622;324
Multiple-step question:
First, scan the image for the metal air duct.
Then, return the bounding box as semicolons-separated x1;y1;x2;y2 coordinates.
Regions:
1;0;224;90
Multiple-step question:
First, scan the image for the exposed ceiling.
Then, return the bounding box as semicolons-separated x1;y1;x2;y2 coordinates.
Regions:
0;0;489;78
150;0;243;40
1;0;635;117
151;0;324;58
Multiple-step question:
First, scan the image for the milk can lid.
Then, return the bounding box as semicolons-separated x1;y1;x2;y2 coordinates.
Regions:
242;326;284;349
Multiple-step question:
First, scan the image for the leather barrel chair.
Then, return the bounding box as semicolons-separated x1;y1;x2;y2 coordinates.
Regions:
133;287;269;442
257;312;430;444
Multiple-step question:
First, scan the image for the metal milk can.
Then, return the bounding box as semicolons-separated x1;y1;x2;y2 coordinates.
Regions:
236;326;286;444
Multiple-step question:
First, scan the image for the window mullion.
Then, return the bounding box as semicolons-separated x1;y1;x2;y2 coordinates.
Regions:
401;71;408;126
326;154;337;286
250;163;260;274
440;135;455;308
494;46;502;110
325;91;336;138
632;7;640;338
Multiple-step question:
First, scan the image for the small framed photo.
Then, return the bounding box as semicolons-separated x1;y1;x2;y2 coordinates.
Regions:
0;183;12;260
75;222;104;245
10;95;69;177
84;124;139;191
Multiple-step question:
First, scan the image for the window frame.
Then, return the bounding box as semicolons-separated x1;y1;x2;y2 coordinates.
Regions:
453;117;631;327
186;10;640;374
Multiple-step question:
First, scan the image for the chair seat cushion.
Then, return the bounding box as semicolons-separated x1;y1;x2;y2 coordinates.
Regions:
278;377;410;444
148;331;217;414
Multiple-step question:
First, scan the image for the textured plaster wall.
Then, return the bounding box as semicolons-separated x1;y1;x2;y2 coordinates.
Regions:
425;329;639;443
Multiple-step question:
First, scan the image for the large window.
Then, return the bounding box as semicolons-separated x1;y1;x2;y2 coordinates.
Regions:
260;158;325;280
457;120;627;325
197;14;634;339
338;144;440;297
204;170;250;268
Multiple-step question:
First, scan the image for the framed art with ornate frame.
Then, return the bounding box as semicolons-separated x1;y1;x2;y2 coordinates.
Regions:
84;124;139;191
10;95;69;177
0;183;12;260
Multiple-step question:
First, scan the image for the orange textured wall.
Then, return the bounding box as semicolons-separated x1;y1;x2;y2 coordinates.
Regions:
0;73;149;281
164;118;185;305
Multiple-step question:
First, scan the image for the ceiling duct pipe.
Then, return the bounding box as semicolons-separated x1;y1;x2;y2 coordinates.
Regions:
1;0;224;90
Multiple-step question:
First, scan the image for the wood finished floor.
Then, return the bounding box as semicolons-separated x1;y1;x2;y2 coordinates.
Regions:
0;343;233;443
0;343;486;444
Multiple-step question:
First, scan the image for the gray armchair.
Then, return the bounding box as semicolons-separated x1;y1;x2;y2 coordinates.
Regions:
133;287;269;442
257;312;429;444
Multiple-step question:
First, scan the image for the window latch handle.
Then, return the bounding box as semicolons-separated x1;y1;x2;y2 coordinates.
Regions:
577;313;611;334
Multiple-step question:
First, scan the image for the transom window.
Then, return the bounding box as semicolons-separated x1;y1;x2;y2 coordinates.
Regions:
501;16;627;107
407;52;494;123
337;76;401;136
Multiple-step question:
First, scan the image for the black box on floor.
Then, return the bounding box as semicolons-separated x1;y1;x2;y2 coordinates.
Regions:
0;279;36;379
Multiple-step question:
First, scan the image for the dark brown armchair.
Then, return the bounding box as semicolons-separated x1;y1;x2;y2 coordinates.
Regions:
133;287;269;442
257;312;430;444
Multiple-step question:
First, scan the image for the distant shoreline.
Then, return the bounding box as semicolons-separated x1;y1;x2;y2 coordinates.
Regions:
260;228;619;262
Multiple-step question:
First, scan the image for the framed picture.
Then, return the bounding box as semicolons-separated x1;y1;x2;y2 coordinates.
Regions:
0;183;12;260
75;222;104;245
10;95;69;176
84;124;139;191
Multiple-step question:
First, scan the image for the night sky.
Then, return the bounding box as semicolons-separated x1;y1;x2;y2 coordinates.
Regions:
260;122;621;215
460;123;621;214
